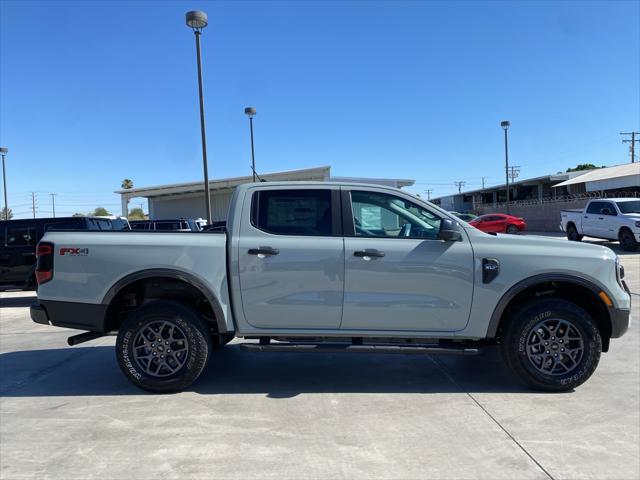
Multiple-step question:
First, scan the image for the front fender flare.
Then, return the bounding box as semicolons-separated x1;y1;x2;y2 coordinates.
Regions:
486;273;614;339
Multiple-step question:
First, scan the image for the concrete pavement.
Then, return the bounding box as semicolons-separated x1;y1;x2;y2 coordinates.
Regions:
1;243;638;479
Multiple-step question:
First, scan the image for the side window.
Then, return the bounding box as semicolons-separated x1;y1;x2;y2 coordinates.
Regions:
6;224;37;246
155;221;181;230
601;202;617;216
350;191;442;239
253;189;333;236
586;202;603;214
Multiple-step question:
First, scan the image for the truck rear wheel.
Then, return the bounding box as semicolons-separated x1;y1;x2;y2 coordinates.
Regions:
501;299;601;391
566;224;582;242
115;300;212;393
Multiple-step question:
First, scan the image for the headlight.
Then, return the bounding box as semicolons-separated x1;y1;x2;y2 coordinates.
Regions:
616;256;625;287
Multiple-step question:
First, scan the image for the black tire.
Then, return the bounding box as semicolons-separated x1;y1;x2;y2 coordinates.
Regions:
505;224;519;235
116;300;212;393
501;298;601;391
566;224;583;242
618;228;639;252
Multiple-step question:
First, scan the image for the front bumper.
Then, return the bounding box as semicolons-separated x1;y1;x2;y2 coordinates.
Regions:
30;300;108;332
610;307;630;338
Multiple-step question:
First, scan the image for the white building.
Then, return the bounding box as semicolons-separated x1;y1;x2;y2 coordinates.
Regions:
115;166;414;221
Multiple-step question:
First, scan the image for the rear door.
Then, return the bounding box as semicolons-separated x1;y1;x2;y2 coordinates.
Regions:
582;201;604;237
237;187;344;329
341;188;474;332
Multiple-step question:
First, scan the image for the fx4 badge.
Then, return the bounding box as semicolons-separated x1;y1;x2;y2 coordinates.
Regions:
60;247;89;256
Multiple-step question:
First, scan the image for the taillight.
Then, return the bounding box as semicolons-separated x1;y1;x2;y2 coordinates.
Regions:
36;242;54;285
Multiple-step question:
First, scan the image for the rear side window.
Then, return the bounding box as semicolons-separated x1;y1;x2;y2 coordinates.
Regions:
131;223;148;230
6;224;37;246
252;189;333;236
586;202;604;214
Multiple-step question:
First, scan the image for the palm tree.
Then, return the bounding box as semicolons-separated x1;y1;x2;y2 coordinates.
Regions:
121;179;134;189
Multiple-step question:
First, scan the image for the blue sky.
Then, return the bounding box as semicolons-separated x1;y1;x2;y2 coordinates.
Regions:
1;0;638;218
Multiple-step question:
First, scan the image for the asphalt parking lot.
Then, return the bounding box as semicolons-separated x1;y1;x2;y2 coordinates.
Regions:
1;238;638;480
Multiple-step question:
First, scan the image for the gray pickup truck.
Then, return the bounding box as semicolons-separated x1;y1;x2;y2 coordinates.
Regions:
30;182;631;392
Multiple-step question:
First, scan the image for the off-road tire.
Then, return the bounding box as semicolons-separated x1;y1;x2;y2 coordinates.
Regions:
619;228;639;252
116;300;212;393
566;224;583;242
501;298;601;391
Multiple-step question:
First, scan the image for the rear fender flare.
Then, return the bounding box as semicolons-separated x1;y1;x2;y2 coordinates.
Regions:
102;268;228;333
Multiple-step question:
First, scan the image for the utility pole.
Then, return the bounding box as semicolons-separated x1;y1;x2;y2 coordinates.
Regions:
31;192;36;219
620;132;639;163
501;121;511;214
508;166;521;183
482;177;486;189
454;181;466;193
49;193;56;217
424;189;433;200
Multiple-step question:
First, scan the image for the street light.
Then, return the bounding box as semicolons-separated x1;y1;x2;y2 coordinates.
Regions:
244;107;257;182
185;10;212;224
500;121;510;214
0;147;8;220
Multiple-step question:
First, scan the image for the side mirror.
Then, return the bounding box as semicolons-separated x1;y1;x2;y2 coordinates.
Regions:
438;219;462;242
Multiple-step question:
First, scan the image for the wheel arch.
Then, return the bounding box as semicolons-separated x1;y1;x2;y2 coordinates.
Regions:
487;274;614;351
102;268;228;334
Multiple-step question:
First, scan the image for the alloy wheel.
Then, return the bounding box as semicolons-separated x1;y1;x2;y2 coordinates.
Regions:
132;321;190;377
525;318;584;376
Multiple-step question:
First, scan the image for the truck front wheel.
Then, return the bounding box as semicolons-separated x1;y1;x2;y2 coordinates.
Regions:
619;228;639;252
115;300;212;393
501;299;601;391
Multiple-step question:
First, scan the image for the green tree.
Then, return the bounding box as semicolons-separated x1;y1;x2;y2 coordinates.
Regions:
128;207;146;220
91;207;111;216
566;164;605;172
1;207;12;220
121;179;134;189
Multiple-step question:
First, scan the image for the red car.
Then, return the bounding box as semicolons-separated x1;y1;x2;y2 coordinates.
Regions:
469;214;526;234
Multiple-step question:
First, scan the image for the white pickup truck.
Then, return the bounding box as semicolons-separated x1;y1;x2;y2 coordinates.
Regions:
560;198;640;251
30;182;631;393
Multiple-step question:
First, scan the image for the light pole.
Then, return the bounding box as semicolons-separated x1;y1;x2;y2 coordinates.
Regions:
244;107;257;182
186;10;212;224
501;121;510;214
0;147;8;220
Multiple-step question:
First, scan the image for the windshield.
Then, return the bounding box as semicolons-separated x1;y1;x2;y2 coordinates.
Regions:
617;201;640;214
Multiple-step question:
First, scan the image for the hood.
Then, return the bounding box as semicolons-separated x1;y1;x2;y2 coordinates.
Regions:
463;227;616;260
621;213;640;221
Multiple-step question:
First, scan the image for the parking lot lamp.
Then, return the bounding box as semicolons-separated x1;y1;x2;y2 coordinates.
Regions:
501;121;510;214
0;147;8;220
185;11;212;224
244;107;257;182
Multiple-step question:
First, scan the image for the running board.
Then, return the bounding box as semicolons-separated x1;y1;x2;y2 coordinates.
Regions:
240;343;479;356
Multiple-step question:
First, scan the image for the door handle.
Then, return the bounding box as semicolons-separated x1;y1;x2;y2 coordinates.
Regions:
598;217;604;220
248;247;279;256
584;216;589;218
354;249;385;258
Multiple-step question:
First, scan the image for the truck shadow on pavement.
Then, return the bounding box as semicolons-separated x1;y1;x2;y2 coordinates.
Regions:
0;294;37;308
0;344;559;397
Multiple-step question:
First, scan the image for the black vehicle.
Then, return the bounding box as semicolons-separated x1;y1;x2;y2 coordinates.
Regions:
129;219;202;232
0;216;130;290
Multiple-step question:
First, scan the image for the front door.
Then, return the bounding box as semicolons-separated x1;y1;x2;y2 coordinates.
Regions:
237;187;344;329
341;188;474;332
582;201;605;237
